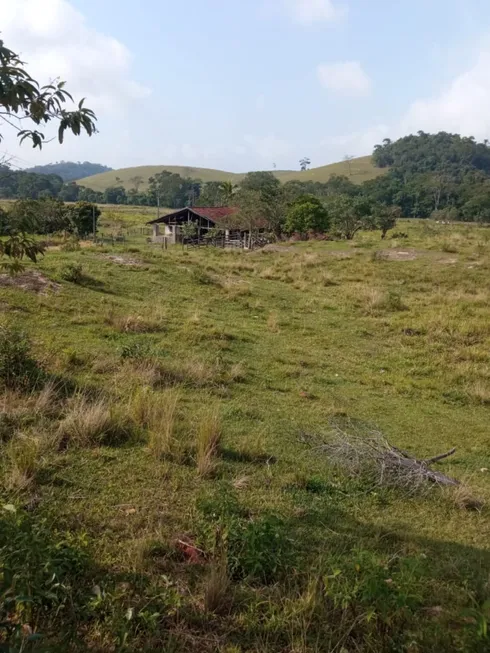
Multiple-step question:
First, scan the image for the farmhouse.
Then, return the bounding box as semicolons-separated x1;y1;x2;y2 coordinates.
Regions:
147;206;267;248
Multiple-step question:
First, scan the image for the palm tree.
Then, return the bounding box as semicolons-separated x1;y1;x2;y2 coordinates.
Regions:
218;181;237;206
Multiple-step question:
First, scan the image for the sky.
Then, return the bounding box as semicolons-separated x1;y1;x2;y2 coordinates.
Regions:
2;0;490;172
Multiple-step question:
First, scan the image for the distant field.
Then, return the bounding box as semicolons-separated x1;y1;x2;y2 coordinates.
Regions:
1;219;490;651
77;155;386;191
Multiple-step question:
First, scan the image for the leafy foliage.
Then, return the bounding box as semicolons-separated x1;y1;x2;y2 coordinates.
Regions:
285;195;330;237
369;132;490;221
0;39;96;149
0;505;89;650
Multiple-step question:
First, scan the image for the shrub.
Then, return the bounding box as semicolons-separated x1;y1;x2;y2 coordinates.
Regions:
0;324;43;390
120;340;152;360
60;237;81;252
197;490;294;584
0;506;89;649
60;263;83;283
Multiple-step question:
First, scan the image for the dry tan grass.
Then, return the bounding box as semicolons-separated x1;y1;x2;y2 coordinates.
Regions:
227;362;246;383
131;387;180;458
467;380;490;405
319;270;337;287
448;484;485;511
267;311;280;333
105;308;164;333
196;405;222;477
204;555;230;614
3;433;42;490
58;395;131;447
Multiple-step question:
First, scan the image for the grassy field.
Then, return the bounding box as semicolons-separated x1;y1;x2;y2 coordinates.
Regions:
1;219;490;651
77;156;385;191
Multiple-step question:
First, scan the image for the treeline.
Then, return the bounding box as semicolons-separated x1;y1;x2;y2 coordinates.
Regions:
3;132;490;223
0;199;101;238
24;161;112;182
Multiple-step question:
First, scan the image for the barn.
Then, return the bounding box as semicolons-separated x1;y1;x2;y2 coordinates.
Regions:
147;206;267;248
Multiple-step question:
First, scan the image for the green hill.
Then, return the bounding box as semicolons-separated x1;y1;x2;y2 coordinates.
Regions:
77;156;385;191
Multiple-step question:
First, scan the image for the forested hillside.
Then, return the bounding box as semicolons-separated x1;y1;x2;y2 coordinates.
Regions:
25;161;112;182
367;132;490;220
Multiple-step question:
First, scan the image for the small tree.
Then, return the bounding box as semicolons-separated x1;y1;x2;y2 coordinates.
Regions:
180;221;198;248
377;205;401;239
67;202;101;239
299;158;311;172
326;195;375;240
285;195;330;239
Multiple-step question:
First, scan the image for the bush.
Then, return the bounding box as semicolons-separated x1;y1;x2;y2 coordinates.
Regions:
120;340;152;360
198;489;294;584
60;263;83;283
0;505;89;649
0;324;43;390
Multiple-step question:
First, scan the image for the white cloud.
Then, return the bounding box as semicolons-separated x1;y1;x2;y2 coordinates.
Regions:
244;134;292;161
0;0;150;117
324;124;390;156
285;0;347;25
317;61;371;96
400;51;490;139
332;43;490;160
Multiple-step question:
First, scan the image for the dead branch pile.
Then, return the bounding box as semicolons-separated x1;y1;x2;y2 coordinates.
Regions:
300;420;459;493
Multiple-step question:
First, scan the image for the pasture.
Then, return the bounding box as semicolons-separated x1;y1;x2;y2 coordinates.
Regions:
77;155;385;192
1;218;490;652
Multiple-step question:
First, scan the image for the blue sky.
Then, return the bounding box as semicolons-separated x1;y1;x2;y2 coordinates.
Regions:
3;0;490;171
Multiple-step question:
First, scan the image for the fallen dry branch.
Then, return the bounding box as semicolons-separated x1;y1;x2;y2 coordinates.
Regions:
300;421;460;492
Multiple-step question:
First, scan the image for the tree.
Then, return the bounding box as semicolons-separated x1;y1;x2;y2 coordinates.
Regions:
180;221;197;248
239;172;286;236
219;181;236;205
343;154;354;176
67;202;101;238
103;186;127;205
235;189;265;248
129;175;144;192
300;158;311;172
325;195;375;240
285;195;330;239
0;39;96;149
0;38;97;274
376;205;401;239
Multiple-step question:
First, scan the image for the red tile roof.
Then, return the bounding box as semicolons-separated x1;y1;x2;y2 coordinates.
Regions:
192;206;239;224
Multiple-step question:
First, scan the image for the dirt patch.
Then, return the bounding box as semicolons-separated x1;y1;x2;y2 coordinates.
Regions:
260;244;295;253
0;270;61;294
328;251;352;259
104;255;143;267
381;249;420;261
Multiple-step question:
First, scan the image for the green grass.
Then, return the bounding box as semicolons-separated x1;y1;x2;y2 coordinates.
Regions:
78;155;385;191
1;219;490;651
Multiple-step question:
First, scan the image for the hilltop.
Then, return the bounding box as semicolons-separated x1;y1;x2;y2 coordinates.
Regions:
25;161;112;182
77;155;384;191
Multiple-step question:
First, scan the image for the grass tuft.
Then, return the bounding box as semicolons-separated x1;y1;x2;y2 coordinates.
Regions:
196;405;222;477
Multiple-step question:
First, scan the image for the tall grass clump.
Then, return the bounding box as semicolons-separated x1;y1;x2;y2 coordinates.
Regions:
3;433;42;490
0;324;43;391
57;395;132;448
196;405;222;477
136;388;180;458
